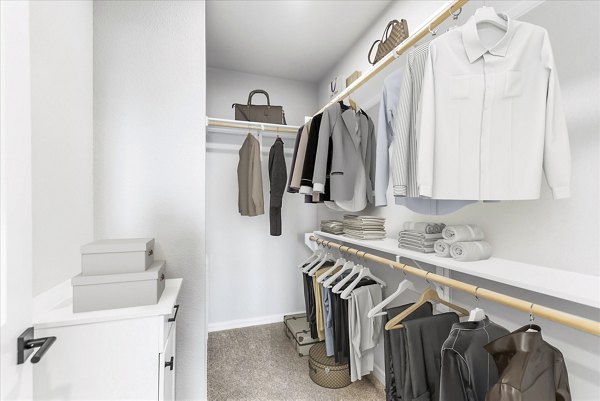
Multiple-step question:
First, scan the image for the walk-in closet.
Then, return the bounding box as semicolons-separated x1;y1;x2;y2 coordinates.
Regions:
1;1;599;400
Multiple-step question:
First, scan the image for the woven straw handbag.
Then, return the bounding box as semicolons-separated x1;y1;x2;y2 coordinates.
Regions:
368;19;409;65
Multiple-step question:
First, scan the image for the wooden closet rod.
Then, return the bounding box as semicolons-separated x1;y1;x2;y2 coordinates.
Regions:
309;236;600;336
314;0;468;116
206;117;299;134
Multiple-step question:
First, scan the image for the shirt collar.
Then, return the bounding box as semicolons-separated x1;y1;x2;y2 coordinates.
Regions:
462;12;512;63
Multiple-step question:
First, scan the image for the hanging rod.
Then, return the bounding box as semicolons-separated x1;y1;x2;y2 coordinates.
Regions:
206;117;299;134
315;0;468;116
309;235;600;336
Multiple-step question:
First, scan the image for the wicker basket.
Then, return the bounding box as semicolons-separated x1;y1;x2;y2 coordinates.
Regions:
308;343;351;389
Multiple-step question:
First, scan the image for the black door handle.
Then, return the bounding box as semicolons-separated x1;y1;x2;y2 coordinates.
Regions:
164;356;174;371
17;327;57;364
168;304;179;322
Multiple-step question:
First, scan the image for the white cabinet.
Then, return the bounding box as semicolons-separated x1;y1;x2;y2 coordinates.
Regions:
32;279;182;400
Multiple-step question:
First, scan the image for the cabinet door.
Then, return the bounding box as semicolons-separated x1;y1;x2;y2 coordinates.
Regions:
159;324;176;401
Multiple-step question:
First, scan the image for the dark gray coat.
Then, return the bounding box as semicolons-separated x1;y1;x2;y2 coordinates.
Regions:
268;138;287;236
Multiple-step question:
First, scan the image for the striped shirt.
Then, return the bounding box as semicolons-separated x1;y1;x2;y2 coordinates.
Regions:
381;43;474;214
391;43;429;197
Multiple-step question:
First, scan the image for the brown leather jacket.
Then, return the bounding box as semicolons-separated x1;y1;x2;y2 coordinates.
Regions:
485;325;571;401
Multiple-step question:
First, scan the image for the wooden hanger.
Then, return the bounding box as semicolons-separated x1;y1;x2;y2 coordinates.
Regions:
349;99;358;111
384;274;469;330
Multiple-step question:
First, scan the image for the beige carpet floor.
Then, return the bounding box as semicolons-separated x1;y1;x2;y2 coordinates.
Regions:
208;323;384;401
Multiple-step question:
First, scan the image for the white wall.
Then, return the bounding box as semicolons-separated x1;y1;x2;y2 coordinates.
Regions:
206;137;316;331
207;67;318;126
93;2;207;399
317;0;447;107
205;68;318;330
314;1;600;399
29;1;94;296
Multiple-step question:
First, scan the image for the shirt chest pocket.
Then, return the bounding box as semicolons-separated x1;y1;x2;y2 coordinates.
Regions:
504;70;523;97
450;75;473;99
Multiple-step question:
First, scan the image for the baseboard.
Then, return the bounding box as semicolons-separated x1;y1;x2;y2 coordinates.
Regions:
208;311;304;332
371;362;386;388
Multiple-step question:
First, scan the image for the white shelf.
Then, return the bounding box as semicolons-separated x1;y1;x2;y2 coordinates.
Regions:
310;231;600;309
206;117;300;136
33;278;183;329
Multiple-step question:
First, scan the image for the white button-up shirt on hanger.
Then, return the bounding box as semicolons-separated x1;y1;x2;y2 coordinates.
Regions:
417;14;571;200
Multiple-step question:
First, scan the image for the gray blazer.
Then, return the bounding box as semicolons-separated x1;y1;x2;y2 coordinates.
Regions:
313;103;363;201
237;134;264;216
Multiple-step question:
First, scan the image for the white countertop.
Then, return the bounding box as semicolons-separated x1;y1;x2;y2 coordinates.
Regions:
33;278;183;329
309;231;600;309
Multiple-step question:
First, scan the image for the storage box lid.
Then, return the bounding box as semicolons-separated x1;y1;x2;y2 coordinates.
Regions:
81;238;154;254
72;260;166;286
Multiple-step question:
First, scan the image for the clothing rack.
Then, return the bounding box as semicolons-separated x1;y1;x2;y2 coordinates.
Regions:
206;117;299;134
309;235;600;336
315;0;468;116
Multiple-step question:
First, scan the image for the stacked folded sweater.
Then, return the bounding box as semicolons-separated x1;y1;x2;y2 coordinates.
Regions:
320;220;344;235
343;215;386;240
435;224;492;261
398;222;445;253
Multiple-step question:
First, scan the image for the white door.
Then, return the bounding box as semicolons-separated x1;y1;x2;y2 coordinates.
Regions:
0;1;35;399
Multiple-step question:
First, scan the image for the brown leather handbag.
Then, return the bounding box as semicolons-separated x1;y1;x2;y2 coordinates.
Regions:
368;19;409;65
232;89;287;125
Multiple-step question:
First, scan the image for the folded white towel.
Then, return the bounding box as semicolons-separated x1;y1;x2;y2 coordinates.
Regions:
450;241;492;262
398;243;435;253
442;225;485;244
399;237;439;247
434;240;451;257
402;222;445;234
399;231;443;240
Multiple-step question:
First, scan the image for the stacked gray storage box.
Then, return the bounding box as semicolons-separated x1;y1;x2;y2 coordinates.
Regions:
72;238;166;312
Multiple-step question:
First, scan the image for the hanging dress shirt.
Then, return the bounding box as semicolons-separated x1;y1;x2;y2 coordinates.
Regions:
418;14;571;200
377;45;473;214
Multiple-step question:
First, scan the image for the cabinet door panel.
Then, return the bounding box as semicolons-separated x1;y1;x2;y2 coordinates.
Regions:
159;324;176;401
34;318;159;400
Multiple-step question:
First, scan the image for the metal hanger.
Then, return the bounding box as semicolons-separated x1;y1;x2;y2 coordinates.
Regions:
428;23;439;37
468;287;486;321
446;7;462;32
